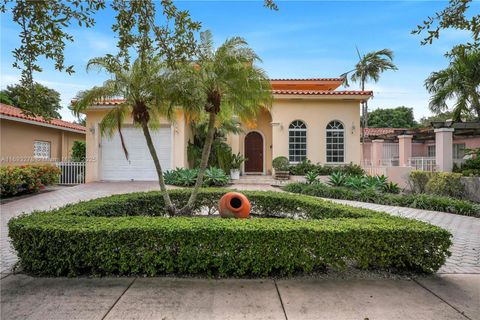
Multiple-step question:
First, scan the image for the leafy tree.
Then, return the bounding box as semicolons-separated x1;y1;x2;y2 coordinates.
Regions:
175;31;272;214
419;111;476;126
425;47;480;120
0;92;13;105
341;48;398;131
1;0;277;112
367;106;418;128
1;83;62;119
412;0;479;49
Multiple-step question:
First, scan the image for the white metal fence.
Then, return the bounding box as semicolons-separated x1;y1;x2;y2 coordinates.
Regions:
56;162;86;185
408;157;437;172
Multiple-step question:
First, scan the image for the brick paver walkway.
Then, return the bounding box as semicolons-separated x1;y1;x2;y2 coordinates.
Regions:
1;182;479;274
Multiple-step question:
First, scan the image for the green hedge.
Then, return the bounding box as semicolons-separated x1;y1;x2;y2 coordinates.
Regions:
284;183;480;217
9;190;451;276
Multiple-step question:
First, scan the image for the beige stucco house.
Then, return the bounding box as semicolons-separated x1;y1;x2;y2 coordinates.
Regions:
84;78;372;182
0;103;86;165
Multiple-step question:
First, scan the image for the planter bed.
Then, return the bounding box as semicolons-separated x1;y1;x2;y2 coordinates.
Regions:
9;189;451;277
284;183;480;217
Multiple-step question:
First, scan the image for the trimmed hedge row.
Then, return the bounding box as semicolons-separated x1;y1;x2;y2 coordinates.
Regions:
53;189;386;219
9;190;452;276
284;183;480;217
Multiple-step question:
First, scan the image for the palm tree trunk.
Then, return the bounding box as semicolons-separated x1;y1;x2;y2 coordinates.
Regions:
140;119;176;215
179;112;217;215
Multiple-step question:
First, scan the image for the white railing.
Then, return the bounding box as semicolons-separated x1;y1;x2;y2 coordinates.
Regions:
56;162;86;185
408;157;437;172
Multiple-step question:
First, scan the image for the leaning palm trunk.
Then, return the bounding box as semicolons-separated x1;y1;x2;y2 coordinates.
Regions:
140;119;176;215
179;112;217;215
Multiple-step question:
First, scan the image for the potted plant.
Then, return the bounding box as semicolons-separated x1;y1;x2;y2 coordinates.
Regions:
272;156;290;180
230;153;246;180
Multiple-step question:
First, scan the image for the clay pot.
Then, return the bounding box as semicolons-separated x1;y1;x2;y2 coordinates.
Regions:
218;192;251;219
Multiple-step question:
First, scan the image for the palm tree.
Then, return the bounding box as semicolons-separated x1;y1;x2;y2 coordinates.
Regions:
175;30;272;215
425;47;480;121
341;48;398;130
72;56;183;215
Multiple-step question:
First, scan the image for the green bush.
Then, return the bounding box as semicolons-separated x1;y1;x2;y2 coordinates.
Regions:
284;182;480;217
272;156;289;171
163;167;229;187
70;140;86;162
454;148;480;176
0;164;60;197
408;171;432;194
288;159;365;176
425;172;464;198
9;189;451;276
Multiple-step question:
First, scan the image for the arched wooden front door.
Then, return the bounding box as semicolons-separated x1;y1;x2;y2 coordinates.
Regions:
244;132;263;173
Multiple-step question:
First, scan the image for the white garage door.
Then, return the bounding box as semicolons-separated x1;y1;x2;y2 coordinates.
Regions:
100;126;172;181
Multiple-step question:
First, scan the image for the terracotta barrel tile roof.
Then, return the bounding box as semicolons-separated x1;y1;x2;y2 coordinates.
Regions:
270;78;345;81
0;103;86;132
272;89;373;96
362;127;408;137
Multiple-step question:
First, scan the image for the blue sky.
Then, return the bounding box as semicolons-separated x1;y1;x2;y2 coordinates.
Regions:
0;0;476;122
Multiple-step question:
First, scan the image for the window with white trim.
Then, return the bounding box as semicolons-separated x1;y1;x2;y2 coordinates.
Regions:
288;120;307;163
34;141;51;159
326;120;345;163
453;143;465;159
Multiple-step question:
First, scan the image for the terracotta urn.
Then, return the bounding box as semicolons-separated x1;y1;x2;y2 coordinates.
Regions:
218;192;251;219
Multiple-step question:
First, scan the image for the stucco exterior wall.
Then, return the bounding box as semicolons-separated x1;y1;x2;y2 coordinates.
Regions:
271;98;361;165
84;108;189;182
0;119;85;165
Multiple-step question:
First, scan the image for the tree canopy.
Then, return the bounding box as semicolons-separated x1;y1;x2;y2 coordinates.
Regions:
0;83;62;119
412;0;479;50
366;106;418;128
425;47;480;120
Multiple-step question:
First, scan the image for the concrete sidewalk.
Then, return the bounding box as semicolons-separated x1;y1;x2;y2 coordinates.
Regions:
1;274;478;320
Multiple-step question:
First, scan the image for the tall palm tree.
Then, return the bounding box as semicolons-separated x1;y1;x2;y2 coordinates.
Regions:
425;47;480;121
175;30;272;215
341;48;397;131
72;56;184;214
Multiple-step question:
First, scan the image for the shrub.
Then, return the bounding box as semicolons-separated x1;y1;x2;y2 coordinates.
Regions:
0;164;60;197
408;171;433;194
9;189;451;276
272;156;289;171
425;172;464;199
289;159;317;175
284;182;480;217
163;167;229;187
71;141;86;162
288;160;364;177
455;148;480;176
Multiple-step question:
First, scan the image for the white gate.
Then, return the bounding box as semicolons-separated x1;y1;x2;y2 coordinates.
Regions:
56;162;86;185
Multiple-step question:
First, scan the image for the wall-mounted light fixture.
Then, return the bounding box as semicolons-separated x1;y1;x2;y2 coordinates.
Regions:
89;126;95;134
351;122;356;134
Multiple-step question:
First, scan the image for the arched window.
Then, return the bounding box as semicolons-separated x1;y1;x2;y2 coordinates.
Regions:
326;120;345;163
288;120;307;163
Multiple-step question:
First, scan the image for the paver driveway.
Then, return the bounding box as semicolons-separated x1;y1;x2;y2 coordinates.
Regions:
1;181;479;274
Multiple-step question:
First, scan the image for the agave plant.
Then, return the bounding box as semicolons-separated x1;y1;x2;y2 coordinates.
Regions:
305;171;319;185
327;172;348;187
176;168;198;187
383;181;401;194
345;175;367;190
203;167;229;187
